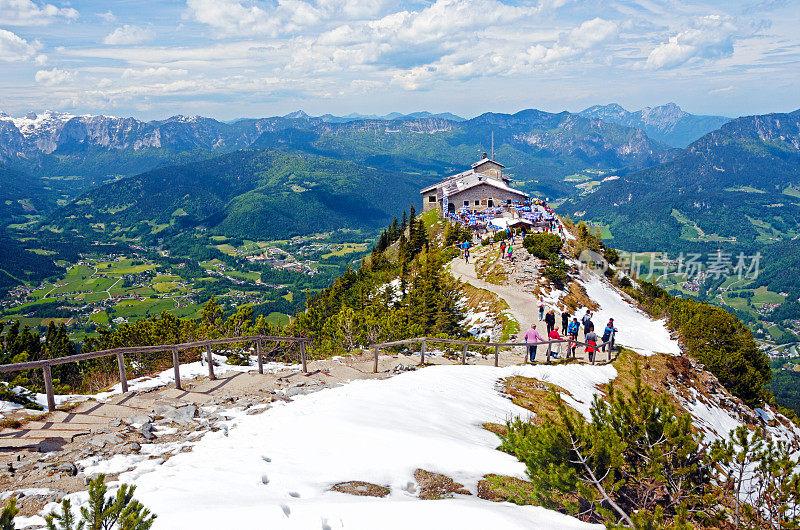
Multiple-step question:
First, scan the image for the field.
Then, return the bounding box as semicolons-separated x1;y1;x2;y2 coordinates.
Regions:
0;229;374;339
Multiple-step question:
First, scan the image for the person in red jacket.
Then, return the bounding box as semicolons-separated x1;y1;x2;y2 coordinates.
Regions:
548;327;563;358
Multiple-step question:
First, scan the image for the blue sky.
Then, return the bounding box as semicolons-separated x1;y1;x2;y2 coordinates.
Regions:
0;0;798;120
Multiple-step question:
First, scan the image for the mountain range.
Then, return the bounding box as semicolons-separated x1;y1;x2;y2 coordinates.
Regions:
565;108;800;251
579;103;731;148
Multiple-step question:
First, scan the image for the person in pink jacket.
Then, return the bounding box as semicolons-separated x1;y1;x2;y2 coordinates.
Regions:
523;323;545;362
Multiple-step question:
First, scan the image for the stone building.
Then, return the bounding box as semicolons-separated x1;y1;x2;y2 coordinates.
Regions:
420;156;528;214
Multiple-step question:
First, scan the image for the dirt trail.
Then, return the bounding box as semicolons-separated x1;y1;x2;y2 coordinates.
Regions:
449;252;539;332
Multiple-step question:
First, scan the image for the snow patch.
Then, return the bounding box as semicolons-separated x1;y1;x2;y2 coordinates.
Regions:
51;364;612;529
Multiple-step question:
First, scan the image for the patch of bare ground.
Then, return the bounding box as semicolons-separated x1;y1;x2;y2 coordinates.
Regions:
475;248;510;285
501;376;575;426
477;474;537;504
413;469;471;499
330;481;390;497
561;281;599;312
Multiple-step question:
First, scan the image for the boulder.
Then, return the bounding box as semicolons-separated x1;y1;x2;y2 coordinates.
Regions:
330;481;390;498
413;469;471;499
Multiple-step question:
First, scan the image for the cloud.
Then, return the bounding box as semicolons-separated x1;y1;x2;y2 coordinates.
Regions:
97;11;116;22
708;85;734;94
0;28;40;61
103;25;156;45
35;67;72;85
0;0;78;26
645;15;737;69
122;66;189;79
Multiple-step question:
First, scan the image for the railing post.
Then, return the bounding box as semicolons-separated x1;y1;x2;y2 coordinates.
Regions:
420;339;426;365
461;344;468;365
546;341;552;363
43;364;56;412
172;347;182;390
300;341;308;373
116;352;128;393
494;344;499;367
206;344;215;380
373;347;379;373
257;338;264;374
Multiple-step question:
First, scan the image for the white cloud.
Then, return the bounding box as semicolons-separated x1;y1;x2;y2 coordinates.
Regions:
646;15;737;69
122;66;189;79
103;25;156;45
35;67;72;85
0;28;40;61
97;11;116;22
0;0;78;26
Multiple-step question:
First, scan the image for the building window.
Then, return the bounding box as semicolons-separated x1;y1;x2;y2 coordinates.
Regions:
463;200;469;207
428;195;436;203
474;200;480;206
488;198;494;207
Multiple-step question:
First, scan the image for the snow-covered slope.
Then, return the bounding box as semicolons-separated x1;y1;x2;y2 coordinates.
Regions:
25;364;614;529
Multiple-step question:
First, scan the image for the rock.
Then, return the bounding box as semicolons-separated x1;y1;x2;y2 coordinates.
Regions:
56;462;77;476
139;422;155;441
330;481;390;498
413;469;472;499
153;405;176;417
128;414;153;425
284;386;313;398
108;418;121;427
87;437;106;449
162;405;197;426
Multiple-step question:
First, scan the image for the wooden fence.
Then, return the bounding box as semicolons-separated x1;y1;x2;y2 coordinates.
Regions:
0;335;311;411
370;331;616;372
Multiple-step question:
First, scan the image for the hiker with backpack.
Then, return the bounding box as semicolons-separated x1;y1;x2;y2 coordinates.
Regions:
582;311;593;338
601;318;618;352
567;317;580;358
537;298;545;321
585;324;598;362
523;323;545;363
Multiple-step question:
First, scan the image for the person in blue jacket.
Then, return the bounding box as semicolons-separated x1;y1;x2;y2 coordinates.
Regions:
601;318;618;352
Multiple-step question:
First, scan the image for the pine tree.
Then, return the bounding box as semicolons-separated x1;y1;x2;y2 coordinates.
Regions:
1;497;18;530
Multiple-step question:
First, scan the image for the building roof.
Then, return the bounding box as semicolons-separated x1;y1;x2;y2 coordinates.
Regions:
471;157;505;169
440;172;528;198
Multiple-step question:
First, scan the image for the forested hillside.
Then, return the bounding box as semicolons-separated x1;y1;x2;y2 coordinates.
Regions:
52;148;423;242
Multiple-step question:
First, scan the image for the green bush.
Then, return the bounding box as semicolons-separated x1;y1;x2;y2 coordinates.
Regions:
633;281;771;407
522;233;563;260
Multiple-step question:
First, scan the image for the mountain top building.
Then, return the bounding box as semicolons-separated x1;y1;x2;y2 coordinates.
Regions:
420;155;528;215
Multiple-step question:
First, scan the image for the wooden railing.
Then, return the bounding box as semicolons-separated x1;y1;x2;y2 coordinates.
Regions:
0;335;311;411
370;332;616;372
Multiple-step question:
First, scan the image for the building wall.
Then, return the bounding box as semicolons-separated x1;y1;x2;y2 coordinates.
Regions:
448;184;525;211
422;191;439;213
474;161;503;178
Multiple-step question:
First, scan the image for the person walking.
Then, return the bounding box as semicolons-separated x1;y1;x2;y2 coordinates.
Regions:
582;310;593;338
499;240;506;258
601;318;618;353
548;327;563;358
538;298;545;321
585;324;598;362
523;323;545;363
507;244;514;261
544;309;556;335
561;311;570;334
567;317;580;358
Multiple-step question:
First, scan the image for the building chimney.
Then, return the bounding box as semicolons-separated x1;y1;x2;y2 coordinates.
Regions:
482;152;488;159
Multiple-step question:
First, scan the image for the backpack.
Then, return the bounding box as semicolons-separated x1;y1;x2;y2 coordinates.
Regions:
586;339;596;353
